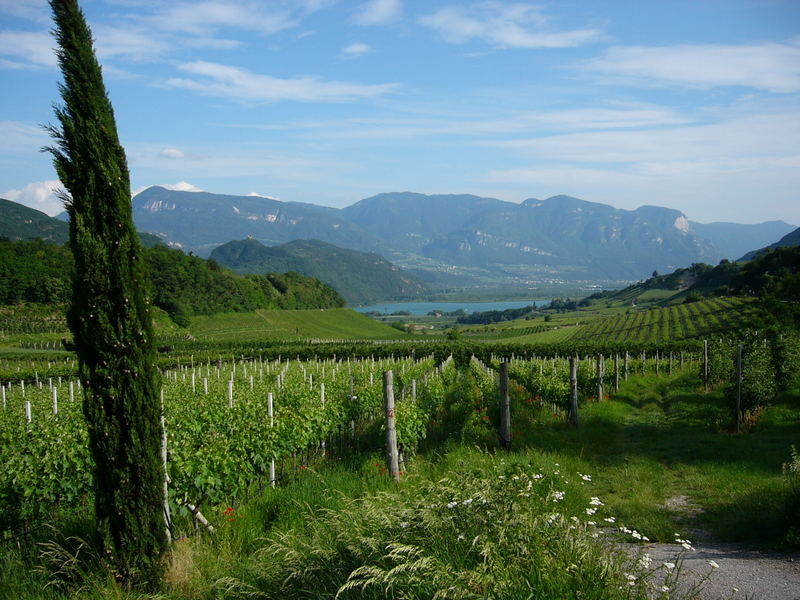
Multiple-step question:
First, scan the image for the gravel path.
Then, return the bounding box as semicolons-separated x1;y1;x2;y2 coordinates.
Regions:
640;541;800;600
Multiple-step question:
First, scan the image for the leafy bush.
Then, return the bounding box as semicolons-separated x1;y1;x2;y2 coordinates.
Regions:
783;446;800;547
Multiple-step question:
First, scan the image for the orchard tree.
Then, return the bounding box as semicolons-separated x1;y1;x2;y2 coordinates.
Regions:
46;0;168;588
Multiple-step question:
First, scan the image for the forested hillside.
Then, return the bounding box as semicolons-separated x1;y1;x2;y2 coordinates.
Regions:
210;238;430;305
0;239;344;325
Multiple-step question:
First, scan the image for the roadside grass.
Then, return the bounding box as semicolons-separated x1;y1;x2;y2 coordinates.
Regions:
512;372;800;548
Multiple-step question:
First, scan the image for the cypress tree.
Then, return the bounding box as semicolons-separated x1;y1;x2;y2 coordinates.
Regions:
46;0;167;588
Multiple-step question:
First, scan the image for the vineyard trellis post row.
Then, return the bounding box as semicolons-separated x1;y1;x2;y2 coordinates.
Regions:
500;362;512;450
383;371;401;482
569;356;579;428
736;344;743;434
704;340;709;393
596;354;604;401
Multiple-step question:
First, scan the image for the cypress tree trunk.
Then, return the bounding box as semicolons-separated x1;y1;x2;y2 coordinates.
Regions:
46;0;167;588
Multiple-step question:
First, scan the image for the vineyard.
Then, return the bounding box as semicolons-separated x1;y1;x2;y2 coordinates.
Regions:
7;329;798;536
568;297;762;344
1;319;800;598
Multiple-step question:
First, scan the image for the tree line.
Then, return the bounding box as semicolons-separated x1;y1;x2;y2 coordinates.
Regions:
0;238;344;324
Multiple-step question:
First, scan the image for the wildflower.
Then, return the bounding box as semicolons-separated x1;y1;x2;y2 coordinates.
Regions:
604;516;616;523
631;531;642;540
400;522;409;528
580;474;592;481
660;585;669;593
551;491;565;502
587;521;596;526
681;542;694;551
462;498;473;506
663;562;675;570
457;534;465;541
446;501;458;509
586;508;597;515
639;554;652;568
589;497;603;506
532;473;544;480
708;560;719;569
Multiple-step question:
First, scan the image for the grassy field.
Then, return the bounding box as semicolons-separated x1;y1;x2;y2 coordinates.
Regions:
171;308;409;342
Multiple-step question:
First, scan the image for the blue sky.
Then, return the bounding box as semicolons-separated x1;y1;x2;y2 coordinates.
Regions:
1;0;798;225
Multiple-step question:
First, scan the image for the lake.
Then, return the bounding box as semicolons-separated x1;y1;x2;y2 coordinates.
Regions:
355;300;549;316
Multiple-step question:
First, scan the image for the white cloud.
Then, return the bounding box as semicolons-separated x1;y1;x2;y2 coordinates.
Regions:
582;39;800;93
0;30;55;68
166;60;399;103
340;42;372;58
144;2;298;37
483;112;800;164
482;111;800;223
247;192;280;200
0;0;50;23
162;181;204;192
352;0;402;26
3;179;64;216
159;148;185;159
419;2;603;48
0;120;49;152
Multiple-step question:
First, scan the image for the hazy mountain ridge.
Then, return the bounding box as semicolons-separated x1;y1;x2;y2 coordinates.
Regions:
419;195;718;279
132;186;383;256
120;187;797;285
689;220;796;260
210;238;430;306
739;226;800;261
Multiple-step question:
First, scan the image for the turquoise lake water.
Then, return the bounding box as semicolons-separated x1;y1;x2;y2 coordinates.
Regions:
354;300;549;316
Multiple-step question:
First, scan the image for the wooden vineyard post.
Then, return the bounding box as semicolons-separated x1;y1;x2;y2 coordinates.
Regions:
614;353;620;393
349;375;356;438
228;380;233;409
25;399;31;424
320;383;326;456
735;344;743;434
656;351;660;376
160;388;172;543
52;386;58;415
383;371;400;482
624;352;629;381
669;352;673;375
569;356;579;428
500;362;512;450
596;354;604;401
268;392;276;488
703;340;709;393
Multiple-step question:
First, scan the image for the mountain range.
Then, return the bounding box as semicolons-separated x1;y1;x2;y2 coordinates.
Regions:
129;187;796;285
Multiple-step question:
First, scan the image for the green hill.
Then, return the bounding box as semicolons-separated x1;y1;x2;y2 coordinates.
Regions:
210;238;430;305
0;239;344;325
187;308;407;341
0;198;69;243
1;197;163;247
